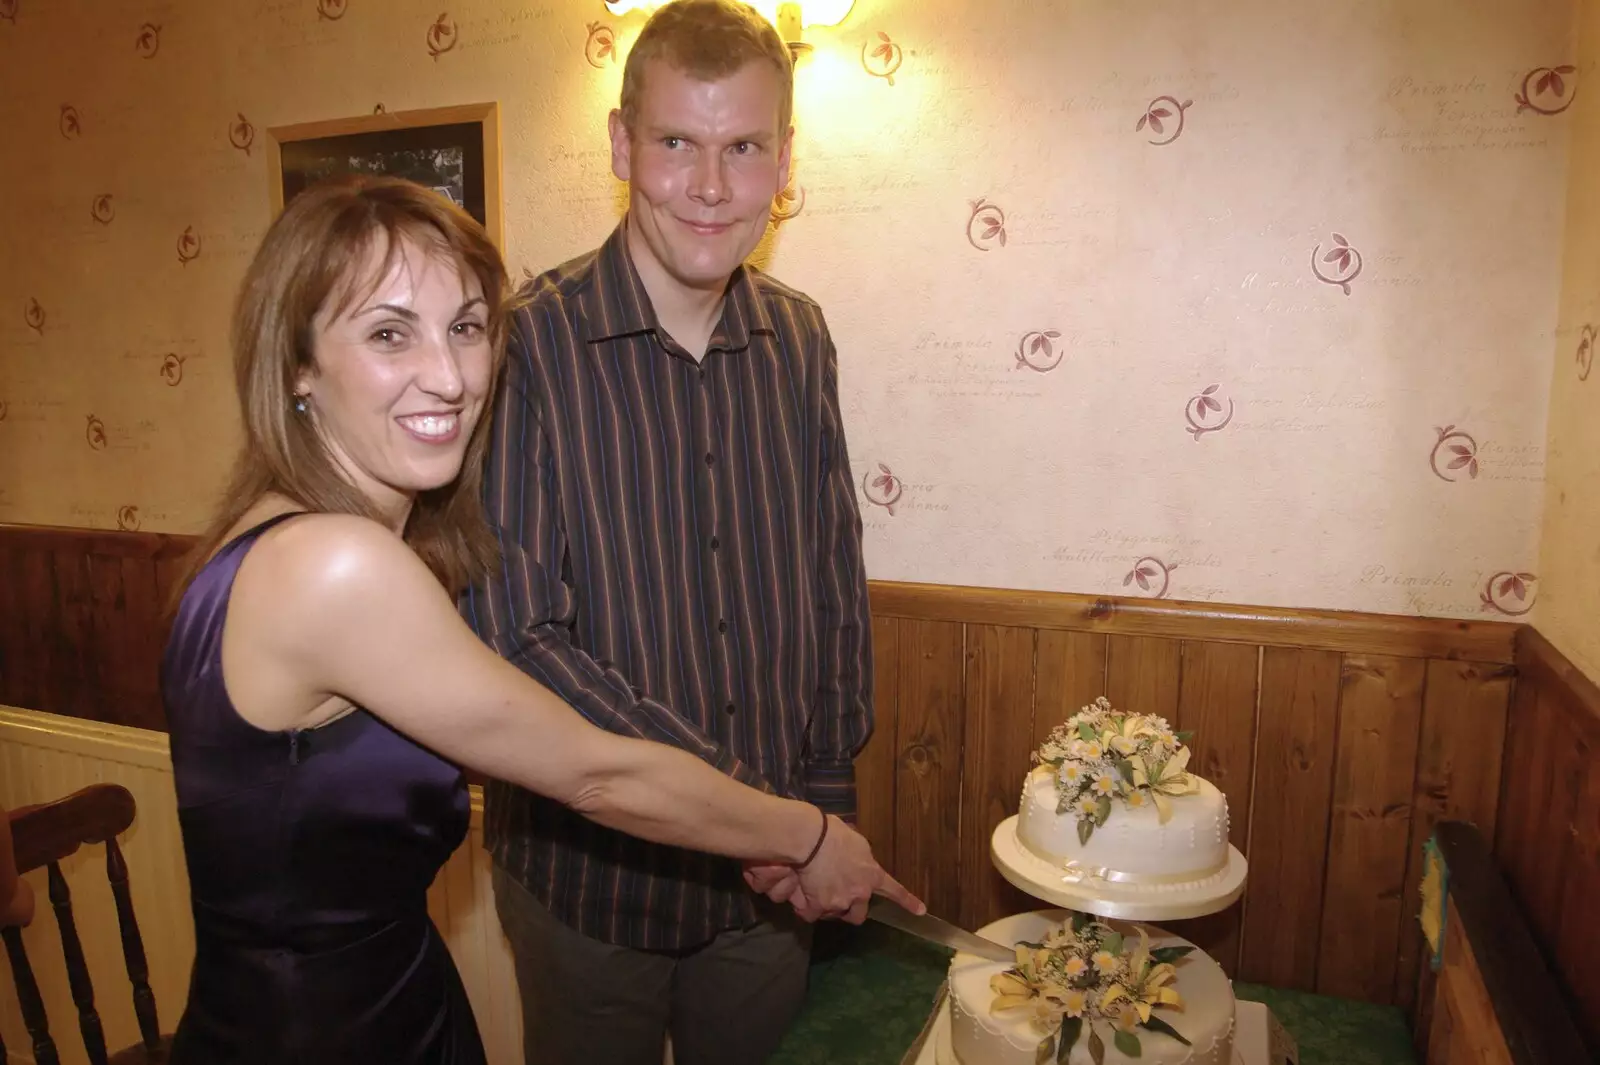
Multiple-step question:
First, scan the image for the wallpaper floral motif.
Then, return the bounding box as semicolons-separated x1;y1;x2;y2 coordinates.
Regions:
0;0;1583;621
1540;0;1600;676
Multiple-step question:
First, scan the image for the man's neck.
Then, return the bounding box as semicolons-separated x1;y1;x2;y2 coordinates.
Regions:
624;217;728;361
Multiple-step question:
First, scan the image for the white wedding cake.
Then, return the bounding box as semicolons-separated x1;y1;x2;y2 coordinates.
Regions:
938;699;1242;1065
943;910;1234;1065
1016;698;1231;890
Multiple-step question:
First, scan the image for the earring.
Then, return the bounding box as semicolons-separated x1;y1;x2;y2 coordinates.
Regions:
294;394;308;413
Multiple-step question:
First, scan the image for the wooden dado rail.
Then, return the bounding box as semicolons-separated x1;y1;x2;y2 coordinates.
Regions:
1;522;1595;1047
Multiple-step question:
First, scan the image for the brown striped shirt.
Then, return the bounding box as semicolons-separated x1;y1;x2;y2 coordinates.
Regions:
462;222;874;951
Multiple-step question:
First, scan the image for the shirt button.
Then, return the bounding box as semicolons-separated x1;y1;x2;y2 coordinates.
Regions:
724;702;736;716
717;619;728;633
710;536;720;550
704;452;715;466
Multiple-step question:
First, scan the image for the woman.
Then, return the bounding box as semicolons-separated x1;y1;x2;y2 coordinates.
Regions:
161;175;918;1065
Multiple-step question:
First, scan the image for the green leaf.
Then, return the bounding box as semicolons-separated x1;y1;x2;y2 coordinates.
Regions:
1057;1018;1082;1064
1101;931;1124;957
1114;757;1135;784
1149;946;1195;965
1035;1035;1056;1064
1141;1014;1192;1047
1087;1027;1106;1065
1077;721;1097;742
1094;795;1112;826
1071;910;1090;933
1173;730;1195;742
1114;1030;1142;1057
1077;818;1094;845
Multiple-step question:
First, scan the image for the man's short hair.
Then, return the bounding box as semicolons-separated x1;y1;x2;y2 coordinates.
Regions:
620;0;795;134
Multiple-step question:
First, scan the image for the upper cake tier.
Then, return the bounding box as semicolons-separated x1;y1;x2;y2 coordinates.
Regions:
1016;697;1229;885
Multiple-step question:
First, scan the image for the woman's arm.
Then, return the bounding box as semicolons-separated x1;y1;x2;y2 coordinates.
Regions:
238;515;920;916
0;804;36;928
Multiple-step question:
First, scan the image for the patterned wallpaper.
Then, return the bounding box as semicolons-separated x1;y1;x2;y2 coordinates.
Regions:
1540;0;1600;677
0;0;1582;621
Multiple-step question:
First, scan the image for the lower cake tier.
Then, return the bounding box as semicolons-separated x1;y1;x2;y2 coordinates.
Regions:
943;910;1234;1065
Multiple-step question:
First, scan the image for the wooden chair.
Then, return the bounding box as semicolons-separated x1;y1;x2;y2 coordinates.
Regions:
1;784;172;1065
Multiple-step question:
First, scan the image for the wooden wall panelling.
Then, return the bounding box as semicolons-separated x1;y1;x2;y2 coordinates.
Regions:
86;553;167;731
1392;660;1512;1012
1491;675;1546;919
17;544;61;712
1104;636;1181;722
122;555;166;727
1520;689;1586;950
892;619;966;919
1490;628;1600;1055
1551;748;1600;1051
1236;647;1340;990
1032;631;1107;745
1171;641;1259;977
0;525;189;729
1315;654;1426;1003
51;545;99;721
0;543;40;710
958;625;1039;930
855;616;900;869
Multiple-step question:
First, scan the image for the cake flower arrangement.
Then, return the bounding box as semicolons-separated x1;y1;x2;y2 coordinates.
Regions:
1033;697;1199;844
990;911;1192;1063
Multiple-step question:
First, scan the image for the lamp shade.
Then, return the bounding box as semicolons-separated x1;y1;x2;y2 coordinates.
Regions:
603;1;854;29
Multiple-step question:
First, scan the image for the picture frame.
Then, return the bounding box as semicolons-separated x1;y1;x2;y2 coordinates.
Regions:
267;102;504;251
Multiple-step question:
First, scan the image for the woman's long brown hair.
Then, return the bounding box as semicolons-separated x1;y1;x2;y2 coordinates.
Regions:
172;175;515;609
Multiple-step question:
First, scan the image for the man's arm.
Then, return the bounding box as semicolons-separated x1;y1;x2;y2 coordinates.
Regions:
462;304;772;793
806;330;874;824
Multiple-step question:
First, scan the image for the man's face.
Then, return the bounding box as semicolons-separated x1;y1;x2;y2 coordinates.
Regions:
610;57;792;298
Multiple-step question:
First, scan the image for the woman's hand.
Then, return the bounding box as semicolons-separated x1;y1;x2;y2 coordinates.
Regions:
785;816;922;923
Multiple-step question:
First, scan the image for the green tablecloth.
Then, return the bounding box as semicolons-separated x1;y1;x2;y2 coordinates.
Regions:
772;923;1418;1065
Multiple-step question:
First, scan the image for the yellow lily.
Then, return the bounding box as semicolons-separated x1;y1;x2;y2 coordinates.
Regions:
1132;746;1200;823
992;972;1030;998
1127;927;1151;978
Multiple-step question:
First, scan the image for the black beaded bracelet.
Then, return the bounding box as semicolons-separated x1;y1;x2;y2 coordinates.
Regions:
796;807;829;869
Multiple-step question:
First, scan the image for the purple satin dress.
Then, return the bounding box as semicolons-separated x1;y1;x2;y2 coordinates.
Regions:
161;512;485;1064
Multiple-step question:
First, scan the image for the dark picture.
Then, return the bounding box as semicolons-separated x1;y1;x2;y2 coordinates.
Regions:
281;124;482;225
268;104;503;247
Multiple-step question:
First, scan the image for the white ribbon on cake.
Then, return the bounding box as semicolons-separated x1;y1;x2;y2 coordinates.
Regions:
1058;855;1229;887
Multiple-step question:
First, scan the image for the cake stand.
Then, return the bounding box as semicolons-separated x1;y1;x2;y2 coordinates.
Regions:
989;814;1248;922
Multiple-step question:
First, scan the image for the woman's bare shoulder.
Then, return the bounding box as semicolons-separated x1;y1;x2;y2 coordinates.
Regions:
244;511;431;600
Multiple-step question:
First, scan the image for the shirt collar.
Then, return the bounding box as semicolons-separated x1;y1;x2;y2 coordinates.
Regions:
582;218;777;354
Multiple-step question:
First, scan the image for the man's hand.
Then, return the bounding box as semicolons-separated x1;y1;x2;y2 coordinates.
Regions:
744;862;835;920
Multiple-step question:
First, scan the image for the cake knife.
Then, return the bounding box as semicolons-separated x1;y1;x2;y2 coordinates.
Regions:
867;898;1016;962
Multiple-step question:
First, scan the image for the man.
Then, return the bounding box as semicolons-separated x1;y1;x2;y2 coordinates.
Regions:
463;2;877;1062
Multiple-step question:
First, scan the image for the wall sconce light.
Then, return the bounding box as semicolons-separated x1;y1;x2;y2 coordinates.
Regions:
603;0;855;59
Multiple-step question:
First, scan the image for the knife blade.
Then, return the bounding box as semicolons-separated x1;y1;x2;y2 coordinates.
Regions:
867;898;1016;962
